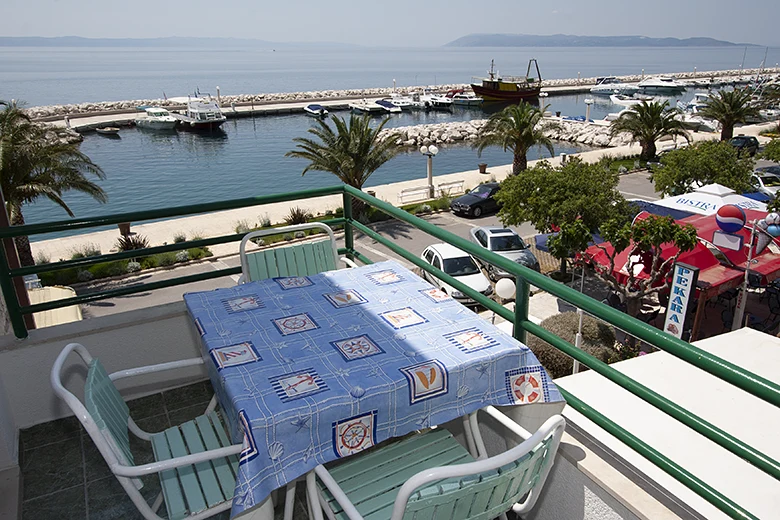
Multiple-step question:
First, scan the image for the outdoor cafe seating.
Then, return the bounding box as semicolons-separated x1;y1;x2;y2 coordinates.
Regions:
53;258;567;519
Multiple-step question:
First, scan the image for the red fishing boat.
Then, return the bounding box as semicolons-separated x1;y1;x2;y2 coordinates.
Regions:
470;59;542;102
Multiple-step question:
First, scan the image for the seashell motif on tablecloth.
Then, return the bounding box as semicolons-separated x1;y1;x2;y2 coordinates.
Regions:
350;386;366;399
268;442;284;460
457;386;470;398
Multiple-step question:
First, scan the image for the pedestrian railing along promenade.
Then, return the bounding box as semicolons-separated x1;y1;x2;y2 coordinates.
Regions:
1;185;778;519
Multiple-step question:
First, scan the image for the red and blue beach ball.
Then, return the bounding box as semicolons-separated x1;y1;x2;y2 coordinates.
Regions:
715;205;746;234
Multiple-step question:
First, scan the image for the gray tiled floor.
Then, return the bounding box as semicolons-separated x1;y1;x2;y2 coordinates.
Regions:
19;380;304;520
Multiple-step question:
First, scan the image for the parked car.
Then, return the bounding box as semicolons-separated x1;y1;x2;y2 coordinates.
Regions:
450;182;500;218
420;243;492;307
728;135;759;157
751;170;780;197
469;227;541;280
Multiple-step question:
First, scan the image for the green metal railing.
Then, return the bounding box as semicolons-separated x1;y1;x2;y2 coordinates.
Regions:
1;184;777;519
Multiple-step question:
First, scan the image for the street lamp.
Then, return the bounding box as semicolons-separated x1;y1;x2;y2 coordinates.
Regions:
420;144;438;199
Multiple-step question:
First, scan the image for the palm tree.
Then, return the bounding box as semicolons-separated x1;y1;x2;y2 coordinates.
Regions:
698;88;761;141
0;100;106;266
285;114;399;216
473;102;558;175
609;100;690;161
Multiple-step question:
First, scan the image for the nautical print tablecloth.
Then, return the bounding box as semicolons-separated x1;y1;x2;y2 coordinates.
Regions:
183;260;563;517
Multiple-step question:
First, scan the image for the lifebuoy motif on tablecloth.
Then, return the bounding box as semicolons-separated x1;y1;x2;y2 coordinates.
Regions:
505;369;547;404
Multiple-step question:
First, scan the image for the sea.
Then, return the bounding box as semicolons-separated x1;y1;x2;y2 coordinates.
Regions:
1;44;778;238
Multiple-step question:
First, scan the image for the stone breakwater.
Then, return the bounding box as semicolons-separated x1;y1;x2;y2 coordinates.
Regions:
381;118;633;148
24;68;771;120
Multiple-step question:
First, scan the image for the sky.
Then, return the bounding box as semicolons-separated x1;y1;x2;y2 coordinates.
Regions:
3;0;780;47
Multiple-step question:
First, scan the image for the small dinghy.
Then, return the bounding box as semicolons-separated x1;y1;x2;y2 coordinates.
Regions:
95;127;120;136
303;104;329;117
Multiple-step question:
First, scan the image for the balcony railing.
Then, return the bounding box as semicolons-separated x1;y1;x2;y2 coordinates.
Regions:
1;184;778;520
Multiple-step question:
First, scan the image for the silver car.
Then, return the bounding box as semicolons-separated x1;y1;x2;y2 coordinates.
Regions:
469;227;540;280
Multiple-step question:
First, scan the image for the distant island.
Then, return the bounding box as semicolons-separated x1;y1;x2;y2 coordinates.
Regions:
0;36;357;49
445;34;754;47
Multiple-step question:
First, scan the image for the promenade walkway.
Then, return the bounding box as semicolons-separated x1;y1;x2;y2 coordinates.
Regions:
29;122;775;262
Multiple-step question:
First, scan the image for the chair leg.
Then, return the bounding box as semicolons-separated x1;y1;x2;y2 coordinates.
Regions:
306;472;325;520
151;492;164;513
284;481;296;520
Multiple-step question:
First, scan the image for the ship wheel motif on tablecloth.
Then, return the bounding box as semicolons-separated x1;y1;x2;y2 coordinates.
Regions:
332;411;377;458
272;313;319;335
505;369;547;405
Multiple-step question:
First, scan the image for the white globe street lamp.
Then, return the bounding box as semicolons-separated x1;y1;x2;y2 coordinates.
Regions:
420;145;439;199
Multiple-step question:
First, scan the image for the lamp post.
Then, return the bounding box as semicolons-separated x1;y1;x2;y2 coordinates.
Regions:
420;145;438;199
584;98;594;122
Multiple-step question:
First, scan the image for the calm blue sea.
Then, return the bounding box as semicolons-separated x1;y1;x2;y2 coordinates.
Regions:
2;44;778;238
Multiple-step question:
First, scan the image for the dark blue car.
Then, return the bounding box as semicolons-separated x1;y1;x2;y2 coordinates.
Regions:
450;182;500;218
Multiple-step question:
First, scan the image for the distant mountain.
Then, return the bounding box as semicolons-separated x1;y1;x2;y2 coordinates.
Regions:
445;34;754;47
0;36;357;49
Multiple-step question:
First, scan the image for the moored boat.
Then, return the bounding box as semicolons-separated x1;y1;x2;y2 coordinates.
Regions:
446;89;484;106
169;96;227;131
134;107;178;130
387;93;423;110
637;76;686;93
374;99;402;113
303;104;329;117
610;93;655;107
95;126;120;136
470;59;542;102
348;99;386;114
590;76;640;96
419;89;453;110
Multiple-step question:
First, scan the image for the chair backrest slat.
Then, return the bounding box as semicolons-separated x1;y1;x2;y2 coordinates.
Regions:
405;435;556;520
85;359;134;466
239;223;341;284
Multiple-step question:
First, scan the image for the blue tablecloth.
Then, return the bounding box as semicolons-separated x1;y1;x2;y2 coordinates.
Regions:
184;260;563;516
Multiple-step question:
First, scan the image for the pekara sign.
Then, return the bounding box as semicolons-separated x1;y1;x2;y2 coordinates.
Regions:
663;262;700;339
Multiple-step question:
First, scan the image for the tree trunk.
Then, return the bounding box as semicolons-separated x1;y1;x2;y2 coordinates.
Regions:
512;153;528;175
624;296;644;351
559;257;568;276
720;125;734;141
640;141;656;162
11;211;35;267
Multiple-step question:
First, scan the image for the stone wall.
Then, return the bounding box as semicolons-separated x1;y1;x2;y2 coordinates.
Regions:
381;118;633;148
24;68;770;120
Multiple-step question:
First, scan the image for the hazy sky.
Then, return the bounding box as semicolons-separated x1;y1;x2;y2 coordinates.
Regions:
4;0;780;47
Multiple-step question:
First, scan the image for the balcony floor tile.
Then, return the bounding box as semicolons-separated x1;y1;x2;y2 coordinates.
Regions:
22;485;86;520
21;437;83;501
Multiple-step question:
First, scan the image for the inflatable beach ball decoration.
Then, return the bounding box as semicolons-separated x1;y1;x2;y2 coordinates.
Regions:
766;212;780;226
715;205;746;234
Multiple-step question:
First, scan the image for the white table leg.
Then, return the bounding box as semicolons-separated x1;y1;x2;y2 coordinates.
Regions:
233;494;275;520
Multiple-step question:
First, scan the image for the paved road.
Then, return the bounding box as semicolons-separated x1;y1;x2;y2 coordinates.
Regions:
79;171;659;318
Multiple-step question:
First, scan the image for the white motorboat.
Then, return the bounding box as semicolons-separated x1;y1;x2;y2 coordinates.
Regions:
386;93;423;110
374;99;402;113
348;99;386;114
675;94;718;132
169;96;227;131
447;90;484;106
637;76;686;93
590;76;640;96
609;93;656;107
420;89;453;110
303;104;329;117
134;107;178;130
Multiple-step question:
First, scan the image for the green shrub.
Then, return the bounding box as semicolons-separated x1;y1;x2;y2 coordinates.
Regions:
115;234;149;252
35;252;51;265
294;231;306;239
259;214;272;228
334;207;344;217
89;261;128;279
140;255;159;270
526;312;617;379
77;270;94;282
283;233;293;242
284;206;312;225
70;243;101;260
175;250;190;263
760;138;780;162
173;232;187;243
40;267;79;287
157;252;177;267
234;219;253;234
127;261;141;273
187;247;213;260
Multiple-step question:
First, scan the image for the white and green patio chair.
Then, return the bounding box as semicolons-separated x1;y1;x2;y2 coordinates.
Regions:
238;222;358;284
50;343;294;520
306;407;565;520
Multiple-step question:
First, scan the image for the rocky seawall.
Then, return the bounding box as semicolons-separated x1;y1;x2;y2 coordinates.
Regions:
381;118;633;148
23;68;770;120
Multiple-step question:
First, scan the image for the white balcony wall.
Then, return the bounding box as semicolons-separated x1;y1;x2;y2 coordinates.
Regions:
0;301;207;430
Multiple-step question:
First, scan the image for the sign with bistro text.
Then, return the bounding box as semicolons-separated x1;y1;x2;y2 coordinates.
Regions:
663;263;699;339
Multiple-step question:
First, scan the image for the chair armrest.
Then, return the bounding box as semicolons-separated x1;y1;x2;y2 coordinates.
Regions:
340;256;359;268
468;406;535;460
307;466;365;520
110;443;243;477
109;357;204;381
